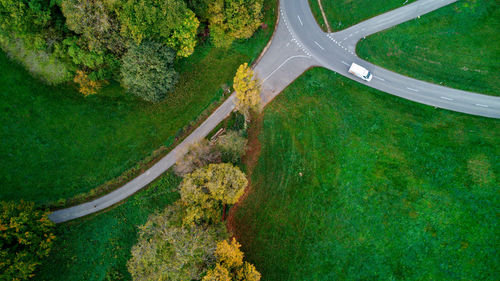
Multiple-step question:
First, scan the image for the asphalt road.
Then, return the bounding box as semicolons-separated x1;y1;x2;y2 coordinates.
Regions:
49;0;499;223
285;0;500;118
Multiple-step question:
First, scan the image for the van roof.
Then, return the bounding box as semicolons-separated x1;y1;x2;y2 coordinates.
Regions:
349;63;369;76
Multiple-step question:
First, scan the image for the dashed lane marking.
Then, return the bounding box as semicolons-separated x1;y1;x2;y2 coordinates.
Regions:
314;41;324;50
341;61;350;66
407;87;419;92
297;15;303;26
374;76;385;81
475;104;489;108
440;96;453;101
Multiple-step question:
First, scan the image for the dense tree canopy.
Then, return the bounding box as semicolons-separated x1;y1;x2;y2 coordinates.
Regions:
127;204;226;281
120;41;178;102
180;163;247;225
208;0;263;48
119;0;199;57
61;0;124;53
175;139;221;176
0;201;55;281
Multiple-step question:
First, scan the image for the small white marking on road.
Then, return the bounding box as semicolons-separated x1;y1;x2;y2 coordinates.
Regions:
349;34;353;37
406;87;419;92
374;76;385;81
355;31;359;34
314;41;324;50
286;42;290;47
297;15;303;26
341;61;350;66
475;104;489;108
343;37;347;40
440;96;453;101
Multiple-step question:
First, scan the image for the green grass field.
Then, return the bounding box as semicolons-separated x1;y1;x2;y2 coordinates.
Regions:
357;0;499;96
0;0;276;206
35;172;180;281
233;68;499;280
309;0;415;32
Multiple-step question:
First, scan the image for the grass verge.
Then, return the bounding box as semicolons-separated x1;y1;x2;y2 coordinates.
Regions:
308;0;415;32
233;67;499;280
357;0;499;96
0;0;277;206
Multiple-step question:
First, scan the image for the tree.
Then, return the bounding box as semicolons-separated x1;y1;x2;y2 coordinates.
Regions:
208;0;263;48
233;63;261;121
174;139;221;177
61;0;125;53
73;70;103;96
127;204;227;281
120;41;178;102
179;163;247;225
0;201;55;281
203;238;261;281
119;0;199;57
216;130;247;163
0;0;52;36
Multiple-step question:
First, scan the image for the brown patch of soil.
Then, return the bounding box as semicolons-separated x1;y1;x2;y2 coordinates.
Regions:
226;113;264;238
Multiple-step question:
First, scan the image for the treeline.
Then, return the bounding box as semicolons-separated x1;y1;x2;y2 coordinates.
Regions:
0;0;264;101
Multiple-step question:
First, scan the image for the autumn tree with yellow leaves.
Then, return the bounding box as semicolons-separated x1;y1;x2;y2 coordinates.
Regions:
179;163;247;225
233;63;261;122
203;238;261;281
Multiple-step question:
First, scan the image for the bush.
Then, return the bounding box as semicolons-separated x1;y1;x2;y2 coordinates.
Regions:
120;41;178;102
216;130;247;163
174;139;221;176
127;204;227;281
0;200;55;280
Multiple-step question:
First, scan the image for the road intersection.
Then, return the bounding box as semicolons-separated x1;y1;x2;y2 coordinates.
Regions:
49;0;500;223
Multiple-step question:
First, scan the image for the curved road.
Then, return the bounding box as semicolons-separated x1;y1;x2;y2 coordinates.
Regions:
49;0;500;223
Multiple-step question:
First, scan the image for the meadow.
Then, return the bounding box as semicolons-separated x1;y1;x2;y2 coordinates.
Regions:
233;68;499;280
309;0;415;32
357;0;499;96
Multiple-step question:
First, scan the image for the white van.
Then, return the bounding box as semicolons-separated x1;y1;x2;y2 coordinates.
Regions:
348;63;372;82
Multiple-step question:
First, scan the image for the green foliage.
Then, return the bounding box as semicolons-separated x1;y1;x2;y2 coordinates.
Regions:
127;203;227;281
60;0;124;53
216;130;247;163
0;34;73;84
233;68;499;280
119;0;199;57
208;0;264;48
0;0;52;35
180;163;247;225
0;200;55;280
120;41;178;102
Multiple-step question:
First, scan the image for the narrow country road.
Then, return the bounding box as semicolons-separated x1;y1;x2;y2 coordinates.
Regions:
49;0;500;223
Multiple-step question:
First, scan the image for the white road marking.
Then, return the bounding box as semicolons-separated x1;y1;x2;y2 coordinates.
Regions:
406;87;419;92
341;61;350;66
262;55;311;83
475;104;489;108
314;41;324;50
343;37;347;40
440;96;453;101
374;76;385;81
286;42;290;47
349;34;353;37
297;15;303;26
